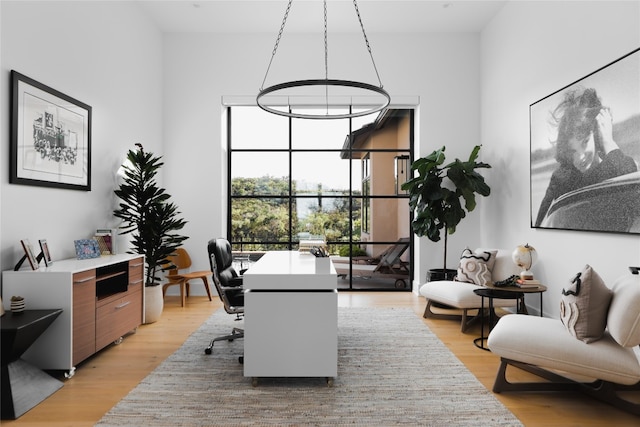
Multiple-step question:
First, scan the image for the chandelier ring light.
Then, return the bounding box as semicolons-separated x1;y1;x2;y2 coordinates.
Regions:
257;0;391;120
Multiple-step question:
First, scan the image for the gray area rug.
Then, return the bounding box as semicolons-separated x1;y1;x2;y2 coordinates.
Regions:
97;307;522;426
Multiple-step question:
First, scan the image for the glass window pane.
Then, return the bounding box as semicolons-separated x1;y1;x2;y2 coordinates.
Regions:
348;151;410;196
351;111;379;131
231;106;289;149
292;111;349;149
292;152;350;194
231;197;290;243
294;196;351;243
231;152;289;195
358;197;410;244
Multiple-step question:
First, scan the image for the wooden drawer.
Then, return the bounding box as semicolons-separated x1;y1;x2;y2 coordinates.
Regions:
128;257;144;291
95;288;142;351
73;269;96;365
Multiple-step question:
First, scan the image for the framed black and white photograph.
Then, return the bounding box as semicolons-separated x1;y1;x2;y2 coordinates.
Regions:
11;70;92;191
530;47;640;234
39;239;53;266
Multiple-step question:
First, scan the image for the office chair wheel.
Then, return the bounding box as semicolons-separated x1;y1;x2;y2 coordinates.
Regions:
239;356;244;364
205;346;213;355
252;377;258;387
326;377;334;387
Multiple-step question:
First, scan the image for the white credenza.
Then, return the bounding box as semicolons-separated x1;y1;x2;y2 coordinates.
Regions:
243;251;337;384
2;254;144;375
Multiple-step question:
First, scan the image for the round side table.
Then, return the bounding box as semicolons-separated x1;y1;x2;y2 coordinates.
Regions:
473;288;524;351
472;284;547;351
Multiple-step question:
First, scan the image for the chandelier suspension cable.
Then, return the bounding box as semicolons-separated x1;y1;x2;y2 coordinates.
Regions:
352;0;383;89
257;0;391;120
323;0;329;114
260;0;293;92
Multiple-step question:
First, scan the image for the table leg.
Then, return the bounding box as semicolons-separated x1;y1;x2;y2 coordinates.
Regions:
474;295;489;351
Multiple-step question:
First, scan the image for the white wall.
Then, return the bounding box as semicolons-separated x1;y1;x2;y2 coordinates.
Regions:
0;1;482;298
0;2;164;271
162;32;483;288
480;1;640;316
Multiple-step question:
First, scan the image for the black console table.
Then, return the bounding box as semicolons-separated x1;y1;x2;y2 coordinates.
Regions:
1;309;64;419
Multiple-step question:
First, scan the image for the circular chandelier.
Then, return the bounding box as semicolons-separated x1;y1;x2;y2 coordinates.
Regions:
257;0;391;120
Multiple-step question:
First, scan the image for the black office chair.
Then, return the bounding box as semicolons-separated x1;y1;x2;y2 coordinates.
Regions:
205;238;244;362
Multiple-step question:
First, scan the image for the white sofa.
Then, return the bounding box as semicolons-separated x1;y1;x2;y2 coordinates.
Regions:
488;273;640;415
419;248;521;332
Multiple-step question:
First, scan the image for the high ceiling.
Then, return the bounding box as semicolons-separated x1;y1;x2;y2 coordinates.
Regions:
137;0;508;34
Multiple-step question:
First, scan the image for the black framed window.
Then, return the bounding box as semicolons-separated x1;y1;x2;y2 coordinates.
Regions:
228;106;414;290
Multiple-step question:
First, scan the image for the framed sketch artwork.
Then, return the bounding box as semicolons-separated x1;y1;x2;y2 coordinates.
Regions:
10;71;92;191
530;47;640;235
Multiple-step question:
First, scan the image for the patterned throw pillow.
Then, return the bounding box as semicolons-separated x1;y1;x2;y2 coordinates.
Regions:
455;248;497;286
560;265;613;343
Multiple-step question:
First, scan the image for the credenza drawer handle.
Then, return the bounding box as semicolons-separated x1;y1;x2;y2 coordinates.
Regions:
130;262;144;267
74;276;96;284
115;301;131;309
130;279;143;285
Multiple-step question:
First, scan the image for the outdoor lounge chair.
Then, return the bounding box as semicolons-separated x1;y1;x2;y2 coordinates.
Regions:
332;238;410;288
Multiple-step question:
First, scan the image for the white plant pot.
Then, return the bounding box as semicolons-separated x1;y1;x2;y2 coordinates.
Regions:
144;285;164;324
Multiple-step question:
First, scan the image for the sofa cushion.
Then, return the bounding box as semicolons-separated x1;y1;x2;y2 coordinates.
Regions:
455;248;497;286
560;265;612;343
419;280;517;309
488;314;640;385
607;274;640;347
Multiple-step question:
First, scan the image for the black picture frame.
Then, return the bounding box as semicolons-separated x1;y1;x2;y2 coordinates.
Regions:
39;239;53;267
11;70;91;191
530;47;640;234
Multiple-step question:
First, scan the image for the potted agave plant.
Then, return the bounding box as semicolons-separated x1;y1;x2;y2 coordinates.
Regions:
114;144;188;323
401;145;491;281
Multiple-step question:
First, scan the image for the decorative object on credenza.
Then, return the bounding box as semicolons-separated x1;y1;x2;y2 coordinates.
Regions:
10;70;92;191
512;243;538;280
14;239;40;271
10;296;26;314
257;0;390;120
74;239;101;259
530;47;640;235
94;228;117;255
38;239;53;266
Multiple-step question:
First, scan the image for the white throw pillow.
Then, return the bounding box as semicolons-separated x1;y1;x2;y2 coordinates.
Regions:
455;248;497;287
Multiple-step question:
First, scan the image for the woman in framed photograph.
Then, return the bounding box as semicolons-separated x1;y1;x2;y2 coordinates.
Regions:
534;86;638;227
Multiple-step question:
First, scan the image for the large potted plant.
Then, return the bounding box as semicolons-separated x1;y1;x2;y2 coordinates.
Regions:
114;144;188;323
401;145;491;281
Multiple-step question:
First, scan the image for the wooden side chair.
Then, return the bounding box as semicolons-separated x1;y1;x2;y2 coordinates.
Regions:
162;247;213;307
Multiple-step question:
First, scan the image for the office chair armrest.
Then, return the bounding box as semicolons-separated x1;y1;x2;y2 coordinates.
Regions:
228;277;243;287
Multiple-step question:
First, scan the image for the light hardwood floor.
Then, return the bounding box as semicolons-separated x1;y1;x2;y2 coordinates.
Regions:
5;292;639;426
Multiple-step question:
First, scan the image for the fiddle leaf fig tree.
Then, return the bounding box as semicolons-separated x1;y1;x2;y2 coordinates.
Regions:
114;146;188;286
401;145;491;271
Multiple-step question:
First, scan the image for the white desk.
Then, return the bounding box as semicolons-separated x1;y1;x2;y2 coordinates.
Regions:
243;251;337;384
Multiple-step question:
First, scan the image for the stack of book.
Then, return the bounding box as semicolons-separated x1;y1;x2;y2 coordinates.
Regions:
93;228;117;255
515;278;541;288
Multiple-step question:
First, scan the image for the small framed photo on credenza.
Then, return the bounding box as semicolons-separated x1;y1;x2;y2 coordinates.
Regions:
20;239;39;270
74;239;101;260
39;239;53;266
